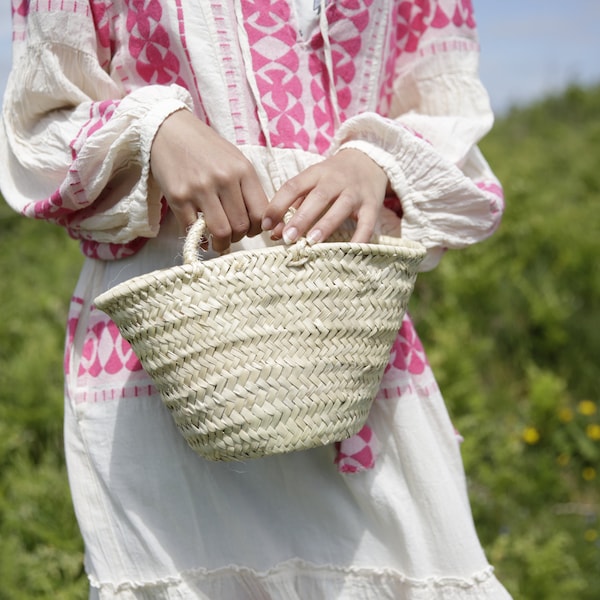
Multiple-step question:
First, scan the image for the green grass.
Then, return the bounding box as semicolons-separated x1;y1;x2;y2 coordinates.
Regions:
0;207;86;599
410;84;600;599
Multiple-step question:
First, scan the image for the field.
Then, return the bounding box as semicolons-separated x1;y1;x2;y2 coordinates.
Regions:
1;85;599;598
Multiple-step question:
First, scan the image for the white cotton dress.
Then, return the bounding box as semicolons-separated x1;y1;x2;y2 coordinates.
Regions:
1;1;511;598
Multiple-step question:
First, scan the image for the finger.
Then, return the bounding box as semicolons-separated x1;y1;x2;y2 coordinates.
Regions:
219;183;250;244
350;203;379;244
281;185;337;244
262;170;316;231
268;197;303;240
270;222;284;241
240;172;269;237
199;196;233;253
304;192;359;244
167;199;200;235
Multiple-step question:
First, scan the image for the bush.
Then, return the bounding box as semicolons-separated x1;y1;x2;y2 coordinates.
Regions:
411;84;600;599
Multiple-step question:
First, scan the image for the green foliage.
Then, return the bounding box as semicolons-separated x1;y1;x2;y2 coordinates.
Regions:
1;84;599;598
0;203;86;599
411;84;600;599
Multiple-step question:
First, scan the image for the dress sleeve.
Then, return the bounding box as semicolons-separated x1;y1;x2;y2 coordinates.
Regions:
331;0;504;270
0;1;193;245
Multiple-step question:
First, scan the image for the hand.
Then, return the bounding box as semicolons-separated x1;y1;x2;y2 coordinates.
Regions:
150;109;268;252
261;149;390;244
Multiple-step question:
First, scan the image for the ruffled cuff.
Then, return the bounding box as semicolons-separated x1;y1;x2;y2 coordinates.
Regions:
332;112;500;265
75;85;193;243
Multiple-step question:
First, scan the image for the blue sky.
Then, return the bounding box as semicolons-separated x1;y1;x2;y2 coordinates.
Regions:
476;0;600;113
1;1;599;115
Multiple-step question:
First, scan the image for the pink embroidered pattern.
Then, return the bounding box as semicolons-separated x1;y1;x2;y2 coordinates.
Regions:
66;301;157;403
240;1;374;152
80;237;150;260
378;0;477;115
79;316;143;379
66;299;144;391
65;297;84;377
451;0;476;28
125;0;186;86
71;100;120;159
335;315;434;473
329;2;373;112
12;0;28;15
26;190;73;222
24;100;120;227
11;0;28;42
90;0;114;67
309;0;372;152
240;0;309;150
12;0;91;41
335;424;376;473
386;317;429;375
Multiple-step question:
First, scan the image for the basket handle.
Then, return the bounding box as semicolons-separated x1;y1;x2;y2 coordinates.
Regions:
182;210;302;265
182;214;209;264
182;211;424;265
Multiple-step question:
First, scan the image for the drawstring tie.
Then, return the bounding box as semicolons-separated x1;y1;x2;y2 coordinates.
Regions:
232;1;377;473
318;0;341;130
233;0;341;181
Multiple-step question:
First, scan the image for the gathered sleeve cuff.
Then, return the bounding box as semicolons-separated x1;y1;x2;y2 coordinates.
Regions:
330;24;504;270
53;87;192;244
0;6;194;245
334;112;501;246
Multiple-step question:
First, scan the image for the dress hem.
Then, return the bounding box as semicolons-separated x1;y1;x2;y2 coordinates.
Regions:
89;557;504;597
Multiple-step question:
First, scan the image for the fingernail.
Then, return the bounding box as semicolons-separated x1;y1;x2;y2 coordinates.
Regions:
261;217;273;231
282;226;298;245
306;229;322;245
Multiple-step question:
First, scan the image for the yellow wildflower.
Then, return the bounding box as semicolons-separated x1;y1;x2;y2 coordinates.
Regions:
586;424;600;441
522;427;540;445
582;467;597;481
556;453;570;467
578;400;597;416
584;529;598;543
558;407;573;423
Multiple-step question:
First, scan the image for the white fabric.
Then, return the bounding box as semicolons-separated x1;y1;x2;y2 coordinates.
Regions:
294;0;321;39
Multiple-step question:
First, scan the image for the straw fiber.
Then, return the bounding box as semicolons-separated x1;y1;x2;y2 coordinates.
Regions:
94;215;426;461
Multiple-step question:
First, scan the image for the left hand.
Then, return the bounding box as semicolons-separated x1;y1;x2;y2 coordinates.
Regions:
261;149;390;244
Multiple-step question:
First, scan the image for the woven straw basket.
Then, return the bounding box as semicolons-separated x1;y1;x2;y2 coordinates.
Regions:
94;215;426;461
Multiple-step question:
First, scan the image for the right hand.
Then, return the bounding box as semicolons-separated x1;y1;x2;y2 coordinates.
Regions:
150;109;268;253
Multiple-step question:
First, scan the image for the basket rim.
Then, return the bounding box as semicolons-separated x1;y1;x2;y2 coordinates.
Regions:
94;237;426;310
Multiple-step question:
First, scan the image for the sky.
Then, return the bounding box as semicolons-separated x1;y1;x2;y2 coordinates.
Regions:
476;0;600;114
0;1;599;116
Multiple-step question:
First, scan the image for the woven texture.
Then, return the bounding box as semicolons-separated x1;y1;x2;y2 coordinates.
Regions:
94;217;426;461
